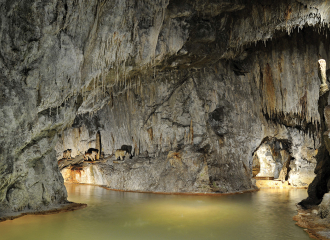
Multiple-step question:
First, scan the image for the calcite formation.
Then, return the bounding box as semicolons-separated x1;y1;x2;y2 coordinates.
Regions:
253;137;291;179
2;0;330;224
318;59;329;96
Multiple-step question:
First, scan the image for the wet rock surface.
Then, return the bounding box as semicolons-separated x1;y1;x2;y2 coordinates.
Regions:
2;0;330;221
294;205;330;240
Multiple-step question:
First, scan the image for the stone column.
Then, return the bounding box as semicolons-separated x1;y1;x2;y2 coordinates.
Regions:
318;59;329;96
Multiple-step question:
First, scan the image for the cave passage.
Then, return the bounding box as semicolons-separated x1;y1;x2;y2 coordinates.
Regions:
4;0;330;238
0;184;311;240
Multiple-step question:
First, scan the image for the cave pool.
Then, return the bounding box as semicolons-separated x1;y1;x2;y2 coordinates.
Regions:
1;184;311;240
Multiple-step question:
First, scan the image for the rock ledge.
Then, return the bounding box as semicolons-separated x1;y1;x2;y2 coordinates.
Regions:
0;202;87;223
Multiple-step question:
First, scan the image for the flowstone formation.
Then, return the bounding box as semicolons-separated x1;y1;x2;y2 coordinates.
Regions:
2;0;330;222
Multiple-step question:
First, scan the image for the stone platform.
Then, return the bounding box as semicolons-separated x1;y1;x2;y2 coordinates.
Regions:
256;179;308;189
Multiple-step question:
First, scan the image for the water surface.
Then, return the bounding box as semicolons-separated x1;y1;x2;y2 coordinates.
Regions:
1;184;311;240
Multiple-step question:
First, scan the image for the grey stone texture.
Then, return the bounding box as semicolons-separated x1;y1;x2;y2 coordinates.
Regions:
2;0;330;216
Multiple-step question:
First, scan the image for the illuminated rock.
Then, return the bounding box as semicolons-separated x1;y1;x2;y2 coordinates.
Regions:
253;138;290;179
1;0;330;218
255;145;281;178
318;59;329;96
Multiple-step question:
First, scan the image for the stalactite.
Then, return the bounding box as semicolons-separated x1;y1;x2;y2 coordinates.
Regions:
154;64;156;79
184;130;187;145
116;62;119;85
124;59;126;88
96;77;99;103
190;119;194;145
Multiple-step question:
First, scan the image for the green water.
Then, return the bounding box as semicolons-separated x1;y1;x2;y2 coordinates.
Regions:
1;184;311;240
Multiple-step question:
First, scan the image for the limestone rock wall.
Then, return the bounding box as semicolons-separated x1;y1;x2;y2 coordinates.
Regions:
2;0;330;215
59;63;261;193
59;26;330;191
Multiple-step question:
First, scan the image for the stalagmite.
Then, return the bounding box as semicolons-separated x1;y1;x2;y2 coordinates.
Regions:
190;119;194;145
154;65;156;79
96;77;99;102
116;65;119;84
124;60;126;87
96;131;102;159
319;59;329;96
102;75;104;97
184;129;187;144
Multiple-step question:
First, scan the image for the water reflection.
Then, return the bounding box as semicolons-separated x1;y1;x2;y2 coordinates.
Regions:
1;184;311;240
